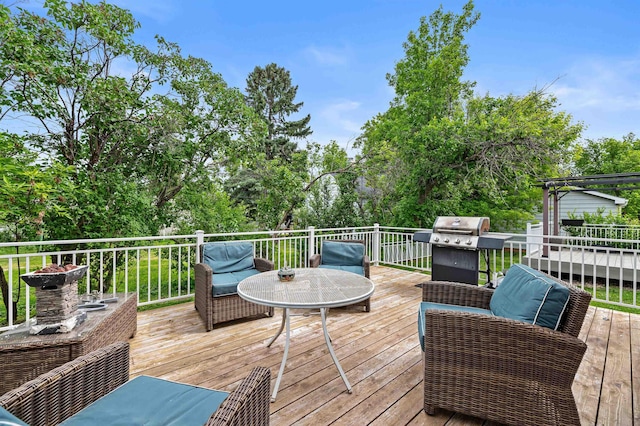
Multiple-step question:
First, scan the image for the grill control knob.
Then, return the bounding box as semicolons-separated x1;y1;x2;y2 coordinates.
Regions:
443;238;449;243
433;237;439;242
455;238;460;244
465;239;472;245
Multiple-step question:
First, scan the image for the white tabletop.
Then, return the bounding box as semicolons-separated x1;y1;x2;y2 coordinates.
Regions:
237;268;374;309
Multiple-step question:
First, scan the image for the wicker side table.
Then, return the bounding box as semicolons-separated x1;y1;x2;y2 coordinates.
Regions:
0;292;137;395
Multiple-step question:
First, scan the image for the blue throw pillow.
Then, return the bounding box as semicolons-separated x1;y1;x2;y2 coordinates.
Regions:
321;241;365;267
490;264;570;330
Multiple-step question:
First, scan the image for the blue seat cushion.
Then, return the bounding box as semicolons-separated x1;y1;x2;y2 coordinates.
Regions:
321;241;365;267
489;263;570;330
212;268;261;297
0;406;28;426
418;302;492;351
60;376;229;426
203;242;255;274
318;264;365;276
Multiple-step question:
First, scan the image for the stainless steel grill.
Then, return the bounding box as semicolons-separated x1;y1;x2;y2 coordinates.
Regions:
414;216;510;285
429;216;490;249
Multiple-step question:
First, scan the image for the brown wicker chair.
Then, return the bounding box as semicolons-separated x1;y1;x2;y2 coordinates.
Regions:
421;274;591;426
195;242;274;331
0;342;271;426
309;239;371;312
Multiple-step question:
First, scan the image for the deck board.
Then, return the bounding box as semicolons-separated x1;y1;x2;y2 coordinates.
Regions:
599;310;633;424
129;266;638;425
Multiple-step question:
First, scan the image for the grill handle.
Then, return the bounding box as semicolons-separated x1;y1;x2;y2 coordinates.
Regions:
434;229;474;235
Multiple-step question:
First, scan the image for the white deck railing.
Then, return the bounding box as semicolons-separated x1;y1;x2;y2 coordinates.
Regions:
1;224;639;330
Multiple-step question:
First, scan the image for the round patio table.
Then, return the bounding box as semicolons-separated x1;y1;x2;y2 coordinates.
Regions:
237;267;374;402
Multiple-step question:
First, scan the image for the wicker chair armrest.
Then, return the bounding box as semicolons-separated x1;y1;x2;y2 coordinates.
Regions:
206;367;271;426
424;310;587;384
195;262;214;290
254;258;274;272
422;281;494;309
0;342;130;426
309;254;321;268
196;262;214;275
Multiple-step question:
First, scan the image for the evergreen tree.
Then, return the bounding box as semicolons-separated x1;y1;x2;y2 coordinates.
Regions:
245;63;311;161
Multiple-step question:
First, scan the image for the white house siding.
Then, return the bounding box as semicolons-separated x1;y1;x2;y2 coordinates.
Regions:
557;191;626;219
534;189;628;222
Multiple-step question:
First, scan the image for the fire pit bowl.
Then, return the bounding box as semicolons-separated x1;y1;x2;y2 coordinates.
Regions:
21;265;89;289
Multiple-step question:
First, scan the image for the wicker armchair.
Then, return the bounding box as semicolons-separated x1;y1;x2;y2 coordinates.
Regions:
0;342;271;426
421;275;591;426
309;239;371;312
195;242;274;331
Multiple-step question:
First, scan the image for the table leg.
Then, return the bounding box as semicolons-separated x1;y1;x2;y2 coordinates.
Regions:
320;307;352;393
271;308;290;402
267;308;286;348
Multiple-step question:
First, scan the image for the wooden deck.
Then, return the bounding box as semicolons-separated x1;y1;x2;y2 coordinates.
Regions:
129;266;639;425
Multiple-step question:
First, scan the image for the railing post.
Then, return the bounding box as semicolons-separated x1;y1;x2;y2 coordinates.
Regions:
195;230;205;264
542;186;549;258
308;227;315;267
373;223;380;266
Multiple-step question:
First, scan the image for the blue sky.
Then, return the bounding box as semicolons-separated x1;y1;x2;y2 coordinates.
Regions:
19;0;640;154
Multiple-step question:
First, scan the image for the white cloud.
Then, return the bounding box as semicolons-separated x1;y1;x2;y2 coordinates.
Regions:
319;100;363;134
547;54;640;140
552;56;640;112
303;45;350;66
309;100;368;155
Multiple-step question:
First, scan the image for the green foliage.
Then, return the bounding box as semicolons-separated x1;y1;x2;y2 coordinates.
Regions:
567;209;640;229
388;1;479;120
1;1;261;243
571;133;640;218
297;142;366;228
253;151;310;229
224;63;312;229
245;63;311;161
358;1;582;229
171;177;249;234
0;132;74;242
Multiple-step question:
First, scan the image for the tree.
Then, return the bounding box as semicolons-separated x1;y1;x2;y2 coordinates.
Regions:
0;132;73;320
1;1;261;241
0;1;264;294
357;1;480;227
226;63;312;228
572;133;640;218
2;0;156;239
296;142;366;228
245;63;311;161
357;1;582;229
170;176;249;234
138;37;264;225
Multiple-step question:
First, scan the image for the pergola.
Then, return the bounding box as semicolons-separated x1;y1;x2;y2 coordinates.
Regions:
538;172;640;255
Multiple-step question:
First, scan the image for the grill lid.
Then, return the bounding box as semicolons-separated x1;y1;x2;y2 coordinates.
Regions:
430;216;490;249
432;216;490;235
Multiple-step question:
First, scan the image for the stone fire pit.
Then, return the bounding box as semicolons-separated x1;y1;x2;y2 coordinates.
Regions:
20;265;89;334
